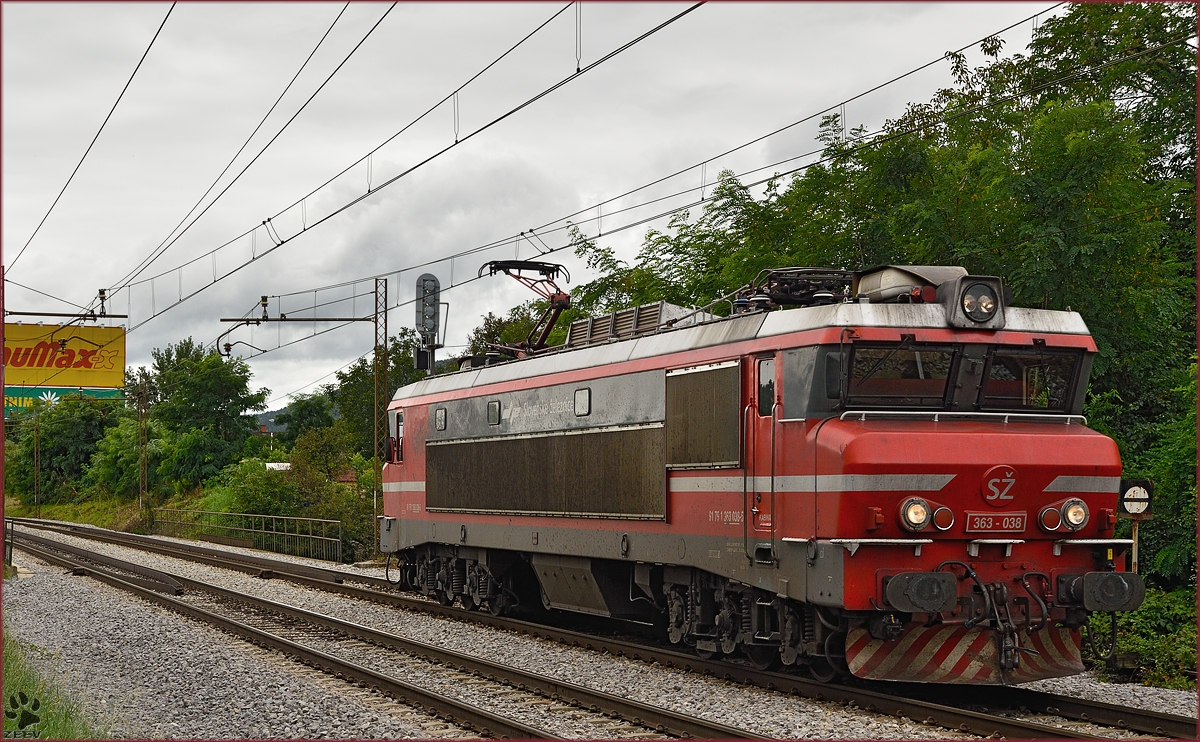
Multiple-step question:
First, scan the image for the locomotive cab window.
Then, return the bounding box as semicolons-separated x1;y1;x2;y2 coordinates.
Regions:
434;407;447;431
757;358;775;416
978;348;1080;411
846;342;956;408
387;409;403;462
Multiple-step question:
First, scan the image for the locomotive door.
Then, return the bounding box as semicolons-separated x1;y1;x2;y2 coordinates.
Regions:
747;354;778;564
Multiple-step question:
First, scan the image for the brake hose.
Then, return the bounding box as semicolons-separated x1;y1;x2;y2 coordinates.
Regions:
1021;572;1051;632
1083;611;1119;662
936;560;992;630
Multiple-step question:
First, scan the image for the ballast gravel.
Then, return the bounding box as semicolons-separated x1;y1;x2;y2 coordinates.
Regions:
3;551;466;739
12;524;1199;737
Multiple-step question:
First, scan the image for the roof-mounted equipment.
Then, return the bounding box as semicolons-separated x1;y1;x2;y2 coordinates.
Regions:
853;265;1012;330
732;267;853;312
479;260;572;356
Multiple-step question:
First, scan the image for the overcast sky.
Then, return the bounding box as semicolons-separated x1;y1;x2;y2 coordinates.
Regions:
3;2;1057;408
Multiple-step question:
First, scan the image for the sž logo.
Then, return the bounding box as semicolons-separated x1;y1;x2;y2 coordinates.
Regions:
981;464;1016;508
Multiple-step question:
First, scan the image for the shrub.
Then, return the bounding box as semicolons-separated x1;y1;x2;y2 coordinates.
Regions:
1089;587;1197;689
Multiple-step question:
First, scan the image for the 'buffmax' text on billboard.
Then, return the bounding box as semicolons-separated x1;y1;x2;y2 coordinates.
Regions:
3;324;126;389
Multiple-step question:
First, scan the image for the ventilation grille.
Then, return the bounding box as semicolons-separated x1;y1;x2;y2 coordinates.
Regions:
565;302;674;348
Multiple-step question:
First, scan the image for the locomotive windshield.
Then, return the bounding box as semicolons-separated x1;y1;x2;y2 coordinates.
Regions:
978;347;1081;411
838;342;1084;412
846;343;956;408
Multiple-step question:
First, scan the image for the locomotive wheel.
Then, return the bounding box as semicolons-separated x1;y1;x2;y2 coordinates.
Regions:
744;644;781;671
809;657;839;683
436;589;455;606
462;594;483;611
695;647;717;661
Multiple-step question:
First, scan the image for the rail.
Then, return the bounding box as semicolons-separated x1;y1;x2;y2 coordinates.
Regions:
151;509;342;562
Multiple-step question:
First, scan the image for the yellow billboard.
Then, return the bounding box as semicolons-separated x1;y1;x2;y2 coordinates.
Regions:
3;323;126;388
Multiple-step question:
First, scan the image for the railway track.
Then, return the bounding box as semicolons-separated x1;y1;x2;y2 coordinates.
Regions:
11;518;1196;739
11;527;762;740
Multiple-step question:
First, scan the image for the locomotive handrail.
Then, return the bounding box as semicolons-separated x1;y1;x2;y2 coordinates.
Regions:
768;399;780;565
839;410;1087;425
967;538;1025;557
1052;538;1134;557
828;538;933;557
742;401;754;563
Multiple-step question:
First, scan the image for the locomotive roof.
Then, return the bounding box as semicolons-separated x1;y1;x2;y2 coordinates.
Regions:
394;303;1090;402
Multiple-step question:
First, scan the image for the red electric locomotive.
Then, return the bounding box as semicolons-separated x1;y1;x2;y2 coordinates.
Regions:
379;264;1145;684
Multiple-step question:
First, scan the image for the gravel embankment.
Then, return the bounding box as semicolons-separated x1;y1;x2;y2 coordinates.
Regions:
3;551;467;739
10;527;979;739
1017;672;1197;718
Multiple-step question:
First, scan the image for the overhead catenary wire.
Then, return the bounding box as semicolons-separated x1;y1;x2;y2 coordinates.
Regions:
245;1;1074;302
106;2;394;292
107;3;352;292
108;3;574;299
31;2;1045;322
111;2;704;333
4;280;93;312
7;3;176;274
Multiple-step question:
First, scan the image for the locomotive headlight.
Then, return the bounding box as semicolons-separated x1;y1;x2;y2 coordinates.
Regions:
900;498;932;531
961;283;998;322
1061;498;1089;530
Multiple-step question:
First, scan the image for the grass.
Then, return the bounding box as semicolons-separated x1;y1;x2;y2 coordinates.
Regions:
2;626;108;739
3;496;147;533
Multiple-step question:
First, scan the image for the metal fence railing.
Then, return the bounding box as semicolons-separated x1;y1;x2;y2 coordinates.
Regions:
151;509;342;562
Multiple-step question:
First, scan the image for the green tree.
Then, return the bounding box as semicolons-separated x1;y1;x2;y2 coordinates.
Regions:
274;391;334;448
222;459;302;517
330;329;426;457
84;415;168;499
290;422;356;491
156;427;240;491
5;396;121;504
148;339;269;473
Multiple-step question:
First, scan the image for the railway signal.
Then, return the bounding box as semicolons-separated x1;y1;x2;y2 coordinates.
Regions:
415;273;442;375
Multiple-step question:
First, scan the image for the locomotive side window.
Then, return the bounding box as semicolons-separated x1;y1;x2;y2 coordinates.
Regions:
435;407;447;431
757;358;775;416
573;388;591;416
979;348;1080;411
846;343;955;408
782;347;818;419
387;409;403;462
487;400;501;425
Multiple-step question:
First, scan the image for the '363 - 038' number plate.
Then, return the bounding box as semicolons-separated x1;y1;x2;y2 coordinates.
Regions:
964;512;1026;533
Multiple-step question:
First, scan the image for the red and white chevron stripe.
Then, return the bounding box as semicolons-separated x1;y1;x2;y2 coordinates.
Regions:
846;624;1083;684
